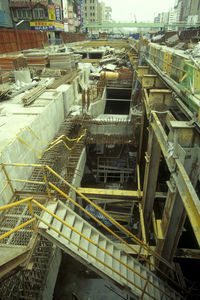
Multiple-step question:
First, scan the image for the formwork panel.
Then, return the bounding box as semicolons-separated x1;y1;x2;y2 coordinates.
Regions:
0;29;48;54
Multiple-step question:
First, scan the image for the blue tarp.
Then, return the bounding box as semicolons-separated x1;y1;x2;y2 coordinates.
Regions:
84;204;113;227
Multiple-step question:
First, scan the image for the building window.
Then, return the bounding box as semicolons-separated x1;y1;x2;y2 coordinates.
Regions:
22;9;26;18
13;9;17;18
90;12;92;16
17;9;22;18
34;9;39;19
27;9;31;18
85;13;87;17
93;13;95;16
39;9;44;18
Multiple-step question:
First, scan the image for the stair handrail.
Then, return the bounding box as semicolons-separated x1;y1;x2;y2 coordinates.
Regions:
33;200;182;300
1;162;172;268
0;197;182;300
46;165;174;269
48;181;185;294
0;162;185;291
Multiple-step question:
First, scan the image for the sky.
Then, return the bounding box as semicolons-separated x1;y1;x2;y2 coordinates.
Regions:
102;0;175;22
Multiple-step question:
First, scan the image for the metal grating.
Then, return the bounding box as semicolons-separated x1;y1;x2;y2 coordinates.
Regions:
10;230;32;246
23;117;76;193
0;236;54;300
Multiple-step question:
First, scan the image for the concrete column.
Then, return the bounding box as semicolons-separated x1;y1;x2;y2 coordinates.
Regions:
142;126;161;241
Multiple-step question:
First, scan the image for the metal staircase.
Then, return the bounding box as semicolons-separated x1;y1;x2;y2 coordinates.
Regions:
38;200;183;300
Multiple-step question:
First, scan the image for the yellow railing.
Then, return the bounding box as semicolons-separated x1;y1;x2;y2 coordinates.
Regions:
0;126;87;160
0;197;181;300
0;197;36;241
0;163;184;295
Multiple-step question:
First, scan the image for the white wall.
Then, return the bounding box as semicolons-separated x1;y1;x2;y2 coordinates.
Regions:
0;89;69;206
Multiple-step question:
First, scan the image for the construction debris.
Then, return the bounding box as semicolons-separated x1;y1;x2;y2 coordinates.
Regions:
165;34;179;47
13;57;28;70
49;52;75;69
22;85;46;106
0;72;10;84
102;64;117;71
47;70;78;89
0;84;11;101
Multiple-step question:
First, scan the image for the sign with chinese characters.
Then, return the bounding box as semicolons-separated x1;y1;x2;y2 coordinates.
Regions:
55;7;61;21
30;21;64;31
48;6;55;20
78;0;84;27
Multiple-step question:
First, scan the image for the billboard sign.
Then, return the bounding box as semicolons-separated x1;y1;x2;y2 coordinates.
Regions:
55;7;62;21
48;6;55;20
30;21;64;31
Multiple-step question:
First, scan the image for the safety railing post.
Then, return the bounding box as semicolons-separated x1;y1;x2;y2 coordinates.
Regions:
42;167;51;199
2;165;15;196
28;199;37;232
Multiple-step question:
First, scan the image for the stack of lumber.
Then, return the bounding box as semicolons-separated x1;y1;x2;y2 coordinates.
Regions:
49;52;75;69
24;52;48;68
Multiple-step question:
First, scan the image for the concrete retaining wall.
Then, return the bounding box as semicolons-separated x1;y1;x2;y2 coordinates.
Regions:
42;246;62;300
68;147;86;209
0;68;91;206
0;89;70;206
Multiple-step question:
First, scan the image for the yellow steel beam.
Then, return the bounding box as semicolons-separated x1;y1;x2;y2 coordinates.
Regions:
77;188;143;198
82;59;100;63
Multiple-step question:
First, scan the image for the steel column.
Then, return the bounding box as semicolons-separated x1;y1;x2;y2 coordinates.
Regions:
142;127;161;241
